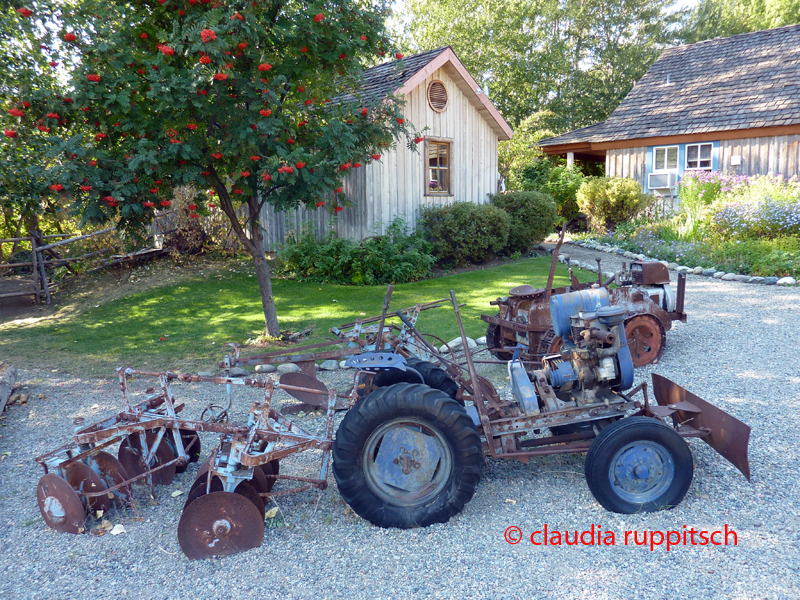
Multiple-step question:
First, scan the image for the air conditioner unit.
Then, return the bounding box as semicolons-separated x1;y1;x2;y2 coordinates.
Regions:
648;172;678;190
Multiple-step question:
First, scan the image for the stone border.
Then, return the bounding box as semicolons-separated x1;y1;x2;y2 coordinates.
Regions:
566;240;798;286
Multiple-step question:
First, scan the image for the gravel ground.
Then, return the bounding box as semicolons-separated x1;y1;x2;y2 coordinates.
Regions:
1;245;799;600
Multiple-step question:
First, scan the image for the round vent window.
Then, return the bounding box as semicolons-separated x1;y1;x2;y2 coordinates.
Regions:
427;81;448;112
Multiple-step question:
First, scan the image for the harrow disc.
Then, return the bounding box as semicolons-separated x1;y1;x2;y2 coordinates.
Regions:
257;459;280;493
89;451;131;507
250;465;270;494
65;461;111;514
234;481;265;520
184;476;223;510
180;429;202;464
37;474;87;534
177;491;265;560
117;432;177;486
624;315;666;367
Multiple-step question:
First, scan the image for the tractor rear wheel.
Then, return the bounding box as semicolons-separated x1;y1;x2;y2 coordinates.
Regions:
367;356;460;402
333;383;482;529
584;416;692;513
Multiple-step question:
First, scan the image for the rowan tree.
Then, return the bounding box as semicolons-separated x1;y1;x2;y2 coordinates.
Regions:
29;0;416;336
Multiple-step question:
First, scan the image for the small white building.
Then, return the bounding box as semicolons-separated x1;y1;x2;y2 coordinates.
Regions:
259;47;513;250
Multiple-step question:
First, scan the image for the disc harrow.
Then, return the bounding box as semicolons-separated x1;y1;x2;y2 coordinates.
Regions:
35;366;344;559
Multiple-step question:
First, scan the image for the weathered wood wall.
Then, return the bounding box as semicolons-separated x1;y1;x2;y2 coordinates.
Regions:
606;134;800;183
260;64;500;251
718;134;800;177
605;147;648;188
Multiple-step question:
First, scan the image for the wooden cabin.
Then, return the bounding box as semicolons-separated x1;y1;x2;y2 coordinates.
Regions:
259;47;513;251
539;24;800;211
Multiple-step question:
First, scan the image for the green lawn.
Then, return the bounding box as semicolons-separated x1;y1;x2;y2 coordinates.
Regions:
1;256;596;377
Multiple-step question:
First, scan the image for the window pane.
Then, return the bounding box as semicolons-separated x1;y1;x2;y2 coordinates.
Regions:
439;144;448;167
700;144;712;160
687;145;698;162
655;148;665;170
428;143;440;168
666;147;678;170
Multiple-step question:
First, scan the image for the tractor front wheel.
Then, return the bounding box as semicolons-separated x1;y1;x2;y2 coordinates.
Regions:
333;383;482;529
584;416;693;513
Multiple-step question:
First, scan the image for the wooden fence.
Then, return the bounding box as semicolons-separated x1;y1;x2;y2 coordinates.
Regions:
0;228;167;306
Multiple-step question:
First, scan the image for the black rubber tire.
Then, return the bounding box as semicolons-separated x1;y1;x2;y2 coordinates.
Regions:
333;382;482;529
486;321;513;361
370;357;460;402
584;416;693;514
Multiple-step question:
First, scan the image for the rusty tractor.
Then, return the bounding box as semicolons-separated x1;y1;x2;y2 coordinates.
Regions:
35;286;749;559
482;246;686;369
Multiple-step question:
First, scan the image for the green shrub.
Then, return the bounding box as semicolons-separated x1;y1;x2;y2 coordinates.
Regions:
274;218;435;285
419;201;510;266
539;166;587;222
489;191;558;253
576;177;651;233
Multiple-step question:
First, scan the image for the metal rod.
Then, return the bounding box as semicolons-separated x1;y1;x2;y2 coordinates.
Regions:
544;226;566;304
375;284;394;351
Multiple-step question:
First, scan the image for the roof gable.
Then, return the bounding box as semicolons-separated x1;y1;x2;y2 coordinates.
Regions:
360;47;513;141
541;24;800;147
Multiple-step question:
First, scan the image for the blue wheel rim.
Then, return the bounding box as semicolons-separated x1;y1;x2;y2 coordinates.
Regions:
608;440;675;504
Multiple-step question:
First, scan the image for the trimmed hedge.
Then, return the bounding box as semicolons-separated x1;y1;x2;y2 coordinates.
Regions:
419;201;510;266
489;191;558;253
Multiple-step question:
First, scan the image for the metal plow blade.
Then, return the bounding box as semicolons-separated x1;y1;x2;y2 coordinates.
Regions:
651;373;751;482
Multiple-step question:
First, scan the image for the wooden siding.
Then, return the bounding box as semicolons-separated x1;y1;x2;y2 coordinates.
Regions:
718;134;800;177
260;65;500;251
607;135;800;184
605;147;648;189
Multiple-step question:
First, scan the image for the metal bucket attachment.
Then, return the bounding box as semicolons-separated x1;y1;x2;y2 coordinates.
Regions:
651;373;751;481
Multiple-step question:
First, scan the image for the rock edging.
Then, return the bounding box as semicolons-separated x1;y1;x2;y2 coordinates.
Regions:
565;240;797;286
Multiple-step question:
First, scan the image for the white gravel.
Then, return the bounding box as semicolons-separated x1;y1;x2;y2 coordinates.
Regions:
1;248;799;599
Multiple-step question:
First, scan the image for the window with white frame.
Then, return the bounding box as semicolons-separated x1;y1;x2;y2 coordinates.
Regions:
653;145;679;171
686;143;712;170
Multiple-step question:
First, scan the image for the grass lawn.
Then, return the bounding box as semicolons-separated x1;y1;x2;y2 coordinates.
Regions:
0;255;597;377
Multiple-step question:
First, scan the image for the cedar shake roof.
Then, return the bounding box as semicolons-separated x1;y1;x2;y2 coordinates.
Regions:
540;24;800;147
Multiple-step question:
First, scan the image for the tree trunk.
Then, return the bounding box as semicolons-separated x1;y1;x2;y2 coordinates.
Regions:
246;199;280;338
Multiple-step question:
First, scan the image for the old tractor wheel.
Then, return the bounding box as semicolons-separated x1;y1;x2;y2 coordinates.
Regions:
486;321;513;361
333;382;482;529
584;416;693;514
366;357;461;403
177;491;264;560
624;315;666;367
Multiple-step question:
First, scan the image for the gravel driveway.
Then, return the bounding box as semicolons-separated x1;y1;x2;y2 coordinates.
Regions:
1;246;799;600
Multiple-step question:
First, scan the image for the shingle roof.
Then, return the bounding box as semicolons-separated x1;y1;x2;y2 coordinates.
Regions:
357;47;449;101
540;24;800;147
